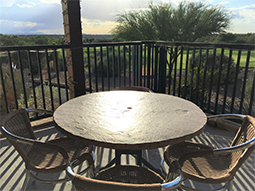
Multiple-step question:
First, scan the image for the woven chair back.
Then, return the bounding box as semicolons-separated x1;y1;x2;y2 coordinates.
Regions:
180;115;255;183
228;115;255;173
72;165;163;190
1;109;37;164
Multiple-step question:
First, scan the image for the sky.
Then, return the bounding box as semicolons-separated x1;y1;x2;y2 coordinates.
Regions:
0;0;254;35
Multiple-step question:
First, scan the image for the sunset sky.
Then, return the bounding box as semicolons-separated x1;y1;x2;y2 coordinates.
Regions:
0;0;254;35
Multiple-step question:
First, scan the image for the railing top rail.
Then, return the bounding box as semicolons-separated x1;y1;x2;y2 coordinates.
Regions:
0;44;70;51
0;41;254;51
153;41;255;50
82;41;143;47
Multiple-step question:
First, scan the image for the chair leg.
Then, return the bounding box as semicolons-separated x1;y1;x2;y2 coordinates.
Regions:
21;170;31;191
227;179;233;191
31;172;38;185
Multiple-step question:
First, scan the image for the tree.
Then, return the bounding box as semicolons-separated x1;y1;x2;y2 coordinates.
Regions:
215;32;237;43
111;1;231;42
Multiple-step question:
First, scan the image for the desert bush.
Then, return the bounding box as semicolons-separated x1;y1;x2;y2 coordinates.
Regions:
18;83;60;110
10;51;46;75
0;63;31;110
92;51;128;77
178;52;238;103
190;52;236;84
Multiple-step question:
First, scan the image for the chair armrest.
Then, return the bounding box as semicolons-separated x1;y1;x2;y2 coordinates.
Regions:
1;126;69;160
213;137;255;154
207;114;246;133
178;136;255;164
25;108;53;115
207;114;246;120
161;161;182;190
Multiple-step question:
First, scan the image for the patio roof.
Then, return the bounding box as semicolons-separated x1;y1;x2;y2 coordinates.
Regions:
0;119;254;191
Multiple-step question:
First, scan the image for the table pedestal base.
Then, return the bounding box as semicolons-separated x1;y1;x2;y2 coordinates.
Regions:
99;150;162;176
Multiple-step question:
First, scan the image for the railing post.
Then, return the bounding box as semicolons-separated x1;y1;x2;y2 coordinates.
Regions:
158;46;167;93
62;0;85;98
132;45;137;86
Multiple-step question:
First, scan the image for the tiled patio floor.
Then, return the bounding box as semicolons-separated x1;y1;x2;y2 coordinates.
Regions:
0;120;254;191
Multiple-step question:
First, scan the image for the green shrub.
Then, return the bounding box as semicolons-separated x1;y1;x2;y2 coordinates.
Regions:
190;52;236;85
0;63;31;110
10;51;46;75
92;51;128;77
177;52;238;103
18;83;60;110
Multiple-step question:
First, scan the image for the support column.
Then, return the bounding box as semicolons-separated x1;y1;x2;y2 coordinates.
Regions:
62;0;85;98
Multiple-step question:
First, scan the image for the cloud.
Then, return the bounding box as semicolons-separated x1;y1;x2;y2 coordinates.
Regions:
39;0;60;3
0;2;63;34
0;19;38;34
81;18;115;34
0;0;17;7
17;2;35;8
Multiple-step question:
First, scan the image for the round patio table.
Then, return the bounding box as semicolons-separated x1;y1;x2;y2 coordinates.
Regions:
54;91;206;150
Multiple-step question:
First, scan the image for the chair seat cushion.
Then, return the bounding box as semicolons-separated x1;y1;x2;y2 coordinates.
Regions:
27;137;92;173
164;141;214;171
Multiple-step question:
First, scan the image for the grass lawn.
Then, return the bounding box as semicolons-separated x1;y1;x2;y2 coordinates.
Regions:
81;46;255;71
168;49;255;70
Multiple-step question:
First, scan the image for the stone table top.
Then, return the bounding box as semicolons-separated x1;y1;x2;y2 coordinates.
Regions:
54;91;207;150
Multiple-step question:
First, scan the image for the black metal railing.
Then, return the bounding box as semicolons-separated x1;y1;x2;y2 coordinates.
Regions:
0;41;254;119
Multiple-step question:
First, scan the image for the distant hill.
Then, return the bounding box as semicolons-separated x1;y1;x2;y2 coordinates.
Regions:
82;34;112;39
14;34;112;40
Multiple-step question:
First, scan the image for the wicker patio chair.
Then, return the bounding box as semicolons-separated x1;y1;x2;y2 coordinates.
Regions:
0;108;95;191
161;114;255;191
113;85;154;92
66;164;182;190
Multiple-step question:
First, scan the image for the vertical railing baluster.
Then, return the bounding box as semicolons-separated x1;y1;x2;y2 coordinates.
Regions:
62;48;69;101
45;49;54;110
136;44;139;86
118;45;121;87
200;48;209;109
7;51;18;109
128;45;131;86
222;49;233;113
106;46;110;90
173;47;178;96
195;48;202;104
87;47;92;93
189;48;196;101
147;44;151;88
207;49;216;113
0;57;8;113
17;50;28;108
93;47;98;92
27;50;37;108
131;45;136;86
230;50;241;113
184;48;189;99
214;49;224;113
154;46;158;91
100;46;104;91
123;45;126;86
151;46;155;89
136;45;140;86
137;44;143;86
36;50;46;109
143;45;147;87
53;48;62;105
168;48;173;95
112;46;116;88
178;47;183;97
239;51;251;113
